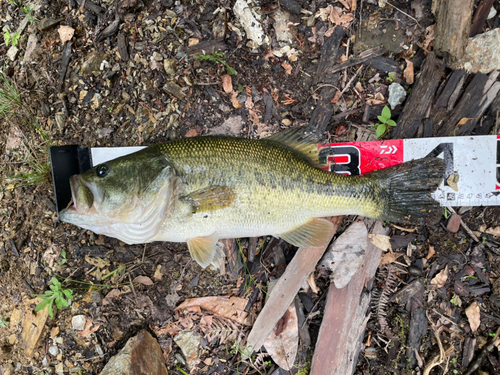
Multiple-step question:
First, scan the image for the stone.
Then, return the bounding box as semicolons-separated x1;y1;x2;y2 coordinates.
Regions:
7;46;19;61
55;362;64;375
163;82;186;100
447;213;462;233
71;315;86;331
163;58;177;75
100;331;168;375
49;345;59;356
388;82;407;110
81;52;105;74
174;331;201;370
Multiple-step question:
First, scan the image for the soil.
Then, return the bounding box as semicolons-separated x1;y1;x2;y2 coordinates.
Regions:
1;0;500;374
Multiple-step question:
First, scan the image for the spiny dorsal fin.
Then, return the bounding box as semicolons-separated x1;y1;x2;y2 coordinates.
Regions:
187;235;219;268
265;127;329;168
279;218;334;248
182;186;236;213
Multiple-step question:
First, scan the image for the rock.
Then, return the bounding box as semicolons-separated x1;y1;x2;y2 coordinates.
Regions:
39;17;65;31
174;331;201;370
233;0;269;50
100;331;168;375
55;362;64;375
163;82;186;100
458;28;500;73
71;315;86;331
81;52;105;74
388;82;407;109
23;34;38;64
208;115;244;136
163;58;177;75
446;213;462;233
7;46;19;61
49;345;59;356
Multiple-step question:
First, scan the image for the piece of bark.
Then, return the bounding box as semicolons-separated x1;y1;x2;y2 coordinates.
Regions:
363;56;401;73
321;46;385;79
245;216;344;355
462;337;476;367
185;37;227;58
309;27;345;133
74;0;105;14
470;0;495;37
117;33;129;61
310;221;387;375
405;279;427;368
278;0;301;14
96;17;120;42
436;71;500;136
433;0;474;66
58;41;72;92
391;53;446;139
473;89;500;135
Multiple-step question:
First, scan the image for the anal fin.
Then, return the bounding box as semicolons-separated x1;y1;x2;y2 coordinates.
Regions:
187;235;220;268
279;218;334;248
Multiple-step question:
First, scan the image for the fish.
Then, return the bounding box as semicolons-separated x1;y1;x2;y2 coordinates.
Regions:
59;127;445;268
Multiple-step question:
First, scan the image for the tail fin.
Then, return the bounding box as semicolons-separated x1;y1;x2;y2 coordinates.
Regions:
371;157;445;223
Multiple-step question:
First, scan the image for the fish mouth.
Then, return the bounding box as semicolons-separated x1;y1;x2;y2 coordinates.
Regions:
69;175;103;214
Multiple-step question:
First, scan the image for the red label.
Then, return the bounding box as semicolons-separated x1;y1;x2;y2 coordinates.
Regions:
320;140;404;175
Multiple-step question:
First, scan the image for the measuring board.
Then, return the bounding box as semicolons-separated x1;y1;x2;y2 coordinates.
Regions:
50;135;500;213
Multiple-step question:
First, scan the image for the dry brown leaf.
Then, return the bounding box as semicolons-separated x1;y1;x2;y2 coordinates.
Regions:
306;272;319;294
221;75;233;94
102;288;122;306
58;25;74;44
231;92;242;109
422;24;436;51
188;38;199;46
379;252;403;266
485;226;500;236
338;0;351;10
457;118;474;127
430;264;449;288
282;61;292;75
176;296;253;326
263;303;298;371
369;234;392;252
153;265;163;280
426;245;436;260
403;59;414;85
133;275;154;285
465;301;480;332
350;0;357;11
330;91;341;104
366;92;386;106
78;319;101;337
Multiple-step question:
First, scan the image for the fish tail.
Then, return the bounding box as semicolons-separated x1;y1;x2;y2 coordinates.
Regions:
370;157;445;223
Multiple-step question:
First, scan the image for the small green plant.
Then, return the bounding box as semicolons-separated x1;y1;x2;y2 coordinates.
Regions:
34;277;74;318
59;249;67;265
195;50;238;76
450;357;457;365
0;315;9;328
4;30;21;47
386;72;395;82
450;294;461;306
489;332;497;337
175;365;189;375
20;4;33;13
443;206;451;219
374;105;397;138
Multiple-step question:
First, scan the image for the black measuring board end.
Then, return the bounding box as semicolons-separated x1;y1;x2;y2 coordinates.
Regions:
50;146;92;214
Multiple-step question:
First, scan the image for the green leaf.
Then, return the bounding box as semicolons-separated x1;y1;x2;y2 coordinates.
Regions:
51;277;61;288
377;115;387;123
381;105;391;120
11;33;20;47
386;119;397;127
55;297;63;310
48;301;54;318
49;285;57;291
226;65;238;76
4;31;11;47
35;297;52;312
63;289;74;300
376;124;386;138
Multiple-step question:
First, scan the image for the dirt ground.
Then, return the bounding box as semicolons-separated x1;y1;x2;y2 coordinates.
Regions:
1;0;500;374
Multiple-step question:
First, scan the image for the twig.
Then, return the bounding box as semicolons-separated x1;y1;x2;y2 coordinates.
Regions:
128;273;138;301
384;1;421;28
447;207;479;242
424;312;454;375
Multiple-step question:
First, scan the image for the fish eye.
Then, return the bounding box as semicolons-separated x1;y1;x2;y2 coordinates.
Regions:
96;163;110;178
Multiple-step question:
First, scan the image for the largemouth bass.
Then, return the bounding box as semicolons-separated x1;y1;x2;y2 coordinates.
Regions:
59;128;445;267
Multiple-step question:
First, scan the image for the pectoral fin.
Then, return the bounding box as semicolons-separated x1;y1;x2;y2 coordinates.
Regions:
183;186;236;213
187;235;221;268
279;218;334;248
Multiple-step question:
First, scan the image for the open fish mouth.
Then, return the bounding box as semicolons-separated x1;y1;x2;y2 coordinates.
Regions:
69;175;103;213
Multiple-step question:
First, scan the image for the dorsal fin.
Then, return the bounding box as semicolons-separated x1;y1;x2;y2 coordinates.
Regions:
264;127;329;168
